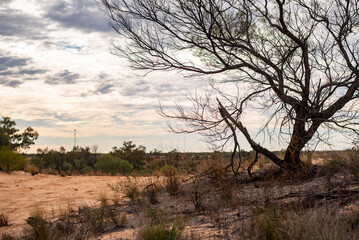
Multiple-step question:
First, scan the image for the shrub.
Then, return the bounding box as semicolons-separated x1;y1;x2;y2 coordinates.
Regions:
250;204;356;240
62;162;73;172
143;182;160;205
160;165;181;196
109;177;142;204
188;182;204;211
118;159;133;174
0;213;9;227
160;165;177;177
137;220;185;240
0;147;27;173
95;154;133;175
26;164;39;176
1;233;14;240
30;156;44;170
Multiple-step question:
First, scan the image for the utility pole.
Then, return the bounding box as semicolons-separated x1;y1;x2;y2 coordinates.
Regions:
74;129;77;148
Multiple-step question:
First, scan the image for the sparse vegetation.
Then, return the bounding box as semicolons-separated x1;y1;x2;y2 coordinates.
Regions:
161;165;181;196
0;213;9;227
137;220;185;240
109;177;142;204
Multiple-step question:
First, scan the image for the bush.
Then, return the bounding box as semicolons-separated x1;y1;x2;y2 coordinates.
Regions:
30;156;44;170
95;154;133;175
118;159;133;174
138;220;185;240
160;165;177;177
26;164;39;176
109;177;142;204
0;147;27;173
0;213;9;227
160;165;181;196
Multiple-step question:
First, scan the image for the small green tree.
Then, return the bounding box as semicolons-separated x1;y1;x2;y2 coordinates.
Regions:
0;117;38;150
111;141;146;170
0;147;27;173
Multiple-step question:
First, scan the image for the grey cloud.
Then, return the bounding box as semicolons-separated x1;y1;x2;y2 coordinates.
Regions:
122;80;151;96
0;55;48;86
97;83;114;94
45;70;80;85
0;71;13;76
0;9;48;39
45;0;110;33
0;79;22;87
18;69;48;75
0;56;29;71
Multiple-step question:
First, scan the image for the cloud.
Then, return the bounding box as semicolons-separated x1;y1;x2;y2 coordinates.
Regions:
0;55;48;86
0;56;29;71
0;9;48;39
122;80;151;96
0;79;22;87
18;69;48;75
44;0;110;33
97;83;114;94
45;70;81;85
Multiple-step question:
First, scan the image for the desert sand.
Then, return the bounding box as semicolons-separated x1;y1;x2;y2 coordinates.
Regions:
0;171;127;236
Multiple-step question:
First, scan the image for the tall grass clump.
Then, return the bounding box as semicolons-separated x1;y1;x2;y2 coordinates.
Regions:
160;165;181;196
137;219;185;240
0;213;9;227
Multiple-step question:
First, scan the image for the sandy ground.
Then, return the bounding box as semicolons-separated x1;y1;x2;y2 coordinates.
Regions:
0;171;128;235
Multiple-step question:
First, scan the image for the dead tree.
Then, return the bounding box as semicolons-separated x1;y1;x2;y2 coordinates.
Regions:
101;0;359;172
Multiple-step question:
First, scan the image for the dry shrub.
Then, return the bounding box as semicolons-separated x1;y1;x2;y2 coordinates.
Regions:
143;182;160;205
110;212;127;228
347;150;359;178
1;233;14;240
187;181;204;211
137;207;186;240
25;207;50;240
209;165;234;203
0;213;9;227
112;193;121;206
137;220;185;240
247;203;359;240
26;164;39;176
161;165;181;196
98;192;108;208
109;177;142;204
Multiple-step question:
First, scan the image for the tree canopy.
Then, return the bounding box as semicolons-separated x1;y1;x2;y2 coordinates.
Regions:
0;117;39;151
101;0;359;172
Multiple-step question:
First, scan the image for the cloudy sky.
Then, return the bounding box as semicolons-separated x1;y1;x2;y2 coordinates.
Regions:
0;0;352;153
0;0;213;153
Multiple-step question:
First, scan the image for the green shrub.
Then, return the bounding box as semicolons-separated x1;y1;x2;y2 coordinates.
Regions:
118;159;133;174
0;147;27;173
138;220;185;240
95;154;133;175
30;156;44;170
160;165;177;177
62;162;73;172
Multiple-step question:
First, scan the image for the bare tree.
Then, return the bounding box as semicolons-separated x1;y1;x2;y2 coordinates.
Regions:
100;0;359;172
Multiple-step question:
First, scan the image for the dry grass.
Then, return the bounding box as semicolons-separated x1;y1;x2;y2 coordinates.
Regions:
0;213;9;227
